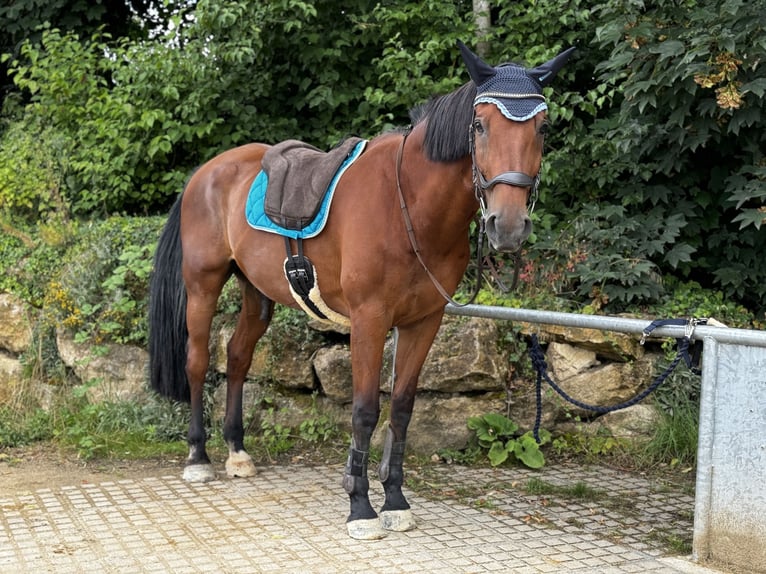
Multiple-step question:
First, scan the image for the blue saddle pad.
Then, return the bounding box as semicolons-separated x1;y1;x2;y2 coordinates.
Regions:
245;139;367;239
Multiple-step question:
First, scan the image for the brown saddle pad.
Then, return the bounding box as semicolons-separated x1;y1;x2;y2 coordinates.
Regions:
262;137;365;230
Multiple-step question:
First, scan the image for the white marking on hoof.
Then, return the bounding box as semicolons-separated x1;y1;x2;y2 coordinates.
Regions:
380;509;416;532
182;463;217;483
347;518;387;540
225;451;257;478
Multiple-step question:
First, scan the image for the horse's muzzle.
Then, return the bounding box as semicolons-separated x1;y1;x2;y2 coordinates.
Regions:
484;212;532;253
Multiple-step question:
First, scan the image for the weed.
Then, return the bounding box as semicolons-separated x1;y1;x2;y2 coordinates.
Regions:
468;412;551;468
435;446;483;465
297;393;340;443
642;399;698;468
260;415;294;459
648;530;692;555
552;431;631;461
525;477;557;495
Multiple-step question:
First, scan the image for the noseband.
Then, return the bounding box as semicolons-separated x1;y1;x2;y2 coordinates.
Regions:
469;116;541;216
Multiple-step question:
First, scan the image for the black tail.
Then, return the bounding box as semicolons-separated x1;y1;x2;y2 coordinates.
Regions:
148;193;190;402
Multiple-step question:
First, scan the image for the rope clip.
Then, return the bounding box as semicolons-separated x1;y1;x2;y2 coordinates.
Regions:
685;317;707;341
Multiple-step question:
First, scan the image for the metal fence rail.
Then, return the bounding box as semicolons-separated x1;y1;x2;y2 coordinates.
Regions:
445;303;766;348
444;303;766;573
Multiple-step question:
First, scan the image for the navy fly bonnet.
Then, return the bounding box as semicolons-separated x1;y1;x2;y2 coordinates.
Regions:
458;41;575;121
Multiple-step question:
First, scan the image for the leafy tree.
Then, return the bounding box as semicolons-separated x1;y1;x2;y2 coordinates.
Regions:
586;0;766;311
0;0;183;111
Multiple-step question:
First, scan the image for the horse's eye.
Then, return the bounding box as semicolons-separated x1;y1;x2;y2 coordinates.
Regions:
472;119;485;135
539;122;550;136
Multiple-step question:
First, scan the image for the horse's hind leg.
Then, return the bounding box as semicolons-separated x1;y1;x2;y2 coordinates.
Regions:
183;269;229;483
223;276;273;478
379;311;444;532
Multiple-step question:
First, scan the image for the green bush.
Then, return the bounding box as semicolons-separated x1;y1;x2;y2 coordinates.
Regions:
0;219;68;307
44;215;165;346
0;117;69;221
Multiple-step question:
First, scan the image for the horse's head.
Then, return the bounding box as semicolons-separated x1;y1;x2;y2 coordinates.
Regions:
459;42;575;252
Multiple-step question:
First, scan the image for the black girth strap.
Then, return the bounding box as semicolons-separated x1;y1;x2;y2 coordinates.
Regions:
283;236;329;321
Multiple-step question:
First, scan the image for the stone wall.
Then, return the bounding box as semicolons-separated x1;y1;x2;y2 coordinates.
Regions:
0;292;663;454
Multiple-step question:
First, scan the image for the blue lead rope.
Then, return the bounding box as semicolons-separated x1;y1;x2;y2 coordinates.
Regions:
528;318;705;443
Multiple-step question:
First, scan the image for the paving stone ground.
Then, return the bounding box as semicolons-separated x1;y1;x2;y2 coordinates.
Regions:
0;461;730;573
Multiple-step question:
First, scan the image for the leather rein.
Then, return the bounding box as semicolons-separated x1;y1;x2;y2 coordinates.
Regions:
395;118;540;307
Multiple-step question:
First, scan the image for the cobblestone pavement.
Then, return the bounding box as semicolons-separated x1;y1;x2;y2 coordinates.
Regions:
0;461;730;573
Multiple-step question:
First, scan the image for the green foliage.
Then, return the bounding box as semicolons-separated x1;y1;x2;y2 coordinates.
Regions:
360;1;472;133
53;396;190;460
0;0;764;320
642;399;699;470
528;204;690;308
552;431;630;460
586;0;766;312
259;403;295;458
4;27;211;215
467;413;551;469
0;218;68;307
0;117;68;220
0;406;52;447
298;394;340;443
44;215;165;346
648;279;757;329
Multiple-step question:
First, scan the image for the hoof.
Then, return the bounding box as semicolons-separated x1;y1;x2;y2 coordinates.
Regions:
347;518;387;540
225;451;257;478
380;509;416;532
183;463;217;483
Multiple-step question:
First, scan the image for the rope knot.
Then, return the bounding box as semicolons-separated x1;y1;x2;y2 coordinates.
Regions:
529;334;547;372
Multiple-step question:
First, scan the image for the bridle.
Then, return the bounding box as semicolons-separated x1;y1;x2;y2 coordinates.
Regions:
468;112;541;219
395;112;542;306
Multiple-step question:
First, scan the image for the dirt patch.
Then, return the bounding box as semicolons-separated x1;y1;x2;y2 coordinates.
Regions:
0;442;349;496
0;444;183;496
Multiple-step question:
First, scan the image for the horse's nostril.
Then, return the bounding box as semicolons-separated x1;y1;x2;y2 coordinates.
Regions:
523;216;532;238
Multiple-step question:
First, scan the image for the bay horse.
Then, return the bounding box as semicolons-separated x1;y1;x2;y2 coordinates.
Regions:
148;41;574;539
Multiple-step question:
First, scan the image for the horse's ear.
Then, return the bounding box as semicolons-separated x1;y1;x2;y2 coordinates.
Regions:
458;40;497;86
529;47;576;87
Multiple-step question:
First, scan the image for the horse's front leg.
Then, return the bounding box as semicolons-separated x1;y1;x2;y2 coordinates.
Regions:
343;316;388;540
379;311;444;532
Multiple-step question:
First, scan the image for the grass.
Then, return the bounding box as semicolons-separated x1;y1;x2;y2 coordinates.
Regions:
0;372;350;466
641;399;699;470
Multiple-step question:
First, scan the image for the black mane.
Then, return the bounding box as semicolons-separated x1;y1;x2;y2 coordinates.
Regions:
409;81;476;163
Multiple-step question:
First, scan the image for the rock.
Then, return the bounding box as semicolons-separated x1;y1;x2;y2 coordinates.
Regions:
520;322;644;361
0;293;33;354
56;330;148;402
543;346;660;420
313;344;352;403
381;316;507;394
0;351;23;403
547;342;600;381
315;316;507;403
596;404;659;438
215;323;316;391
